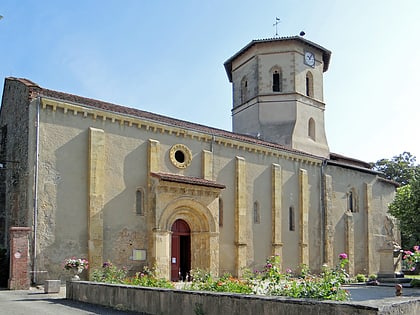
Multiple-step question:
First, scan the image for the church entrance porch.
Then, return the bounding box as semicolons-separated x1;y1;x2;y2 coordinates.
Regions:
171;219;191;281
151;198;220;281
148;171;224;281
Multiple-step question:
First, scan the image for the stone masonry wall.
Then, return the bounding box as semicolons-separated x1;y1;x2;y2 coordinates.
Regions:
66;281;420;315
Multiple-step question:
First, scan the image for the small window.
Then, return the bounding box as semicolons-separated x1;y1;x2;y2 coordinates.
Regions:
219;198;223;227
272;71;280;92
348;191;356;212
289;206;295;231
241;76;248;103
306;71;314;97
271;67;282;92
136;188;144;215
169;144;192;169
308;118;315;140
253;201;260;224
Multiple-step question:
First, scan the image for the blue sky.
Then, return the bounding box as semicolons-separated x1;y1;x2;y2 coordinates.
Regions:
1;0;419;163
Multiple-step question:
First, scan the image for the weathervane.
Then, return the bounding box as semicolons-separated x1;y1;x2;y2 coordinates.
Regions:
273;17;280;37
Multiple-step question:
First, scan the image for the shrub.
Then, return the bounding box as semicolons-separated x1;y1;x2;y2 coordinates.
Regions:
187;270;252;294
368;274;377;280
355;274;366;282
127;266;173;289
91;261;127;284
91;262;173;288
410;278;420;287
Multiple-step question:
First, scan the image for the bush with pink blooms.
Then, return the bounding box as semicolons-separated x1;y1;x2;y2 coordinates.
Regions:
402;245;420;271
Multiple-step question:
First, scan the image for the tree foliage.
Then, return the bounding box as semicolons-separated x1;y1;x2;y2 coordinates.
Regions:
371;151;418;185
371;152;420;248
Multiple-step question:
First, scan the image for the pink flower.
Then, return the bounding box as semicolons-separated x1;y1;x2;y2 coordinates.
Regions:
339;253;348;260
414;245;419;251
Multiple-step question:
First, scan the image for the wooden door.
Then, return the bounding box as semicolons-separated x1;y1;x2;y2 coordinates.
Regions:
171;219;191;281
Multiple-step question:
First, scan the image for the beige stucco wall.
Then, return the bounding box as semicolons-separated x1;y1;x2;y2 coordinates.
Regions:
31;97;396;281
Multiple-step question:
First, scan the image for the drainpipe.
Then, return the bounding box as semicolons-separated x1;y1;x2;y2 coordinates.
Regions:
32;97;40;284
320;159;327;264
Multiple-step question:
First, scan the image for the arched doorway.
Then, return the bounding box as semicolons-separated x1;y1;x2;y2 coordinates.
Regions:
171;219;191;281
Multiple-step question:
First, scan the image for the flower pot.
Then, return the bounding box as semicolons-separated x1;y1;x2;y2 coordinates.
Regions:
71;268;83;280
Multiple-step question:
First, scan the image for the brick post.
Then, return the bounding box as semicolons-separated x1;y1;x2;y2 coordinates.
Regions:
8;227;31;290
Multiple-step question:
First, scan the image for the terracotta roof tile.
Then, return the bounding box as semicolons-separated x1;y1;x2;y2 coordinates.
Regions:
4;77;321;159
5;77;373;170
151;172;226;189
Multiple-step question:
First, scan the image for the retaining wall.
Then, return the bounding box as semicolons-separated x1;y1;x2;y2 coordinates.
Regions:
66;281;420;315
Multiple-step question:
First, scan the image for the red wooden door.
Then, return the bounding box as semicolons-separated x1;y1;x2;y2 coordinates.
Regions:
171;219;191;281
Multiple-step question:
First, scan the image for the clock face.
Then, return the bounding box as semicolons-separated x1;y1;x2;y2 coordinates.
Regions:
304;51;315;67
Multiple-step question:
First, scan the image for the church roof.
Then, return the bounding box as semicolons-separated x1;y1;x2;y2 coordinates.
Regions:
8;77;322;160
224;36;332;82
4;77;383;176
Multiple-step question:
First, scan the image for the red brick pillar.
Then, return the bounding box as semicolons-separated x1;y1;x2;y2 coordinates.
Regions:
8;227;31;290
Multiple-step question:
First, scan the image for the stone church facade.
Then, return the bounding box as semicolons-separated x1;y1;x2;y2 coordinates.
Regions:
0;36;398;284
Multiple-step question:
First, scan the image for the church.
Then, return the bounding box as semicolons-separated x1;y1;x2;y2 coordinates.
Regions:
0;36;399;284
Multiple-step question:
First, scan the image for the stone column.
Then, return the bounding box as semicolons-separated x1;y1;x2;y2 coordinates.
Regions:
209;232;219;278
364;183;373;274
148;139;160;173
235;156;247;277
345;211;354;276
271;164;283;267
152;230;171;278
323;174;334;266
88;127;105;277
8;227;31;290
147;139;161;275
299;169;309;266
202;150;213;180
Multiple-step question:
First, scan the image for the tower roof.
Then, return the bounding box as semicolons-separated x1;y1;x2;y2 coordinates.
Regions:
224;36;332;82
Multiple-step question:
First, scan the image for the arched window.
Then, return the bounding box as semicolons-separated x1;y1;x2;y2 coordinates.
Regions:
271;67;282;92
136;188;145;216
241;76;248;103
305;71;314;97
348;190;357;212
308;118;315;141
289;206;295;231
273;70;282;92
253;201;260;224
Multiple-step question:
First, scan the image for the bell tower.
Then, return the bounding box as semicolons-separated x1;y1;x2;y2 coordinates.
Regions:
224;37;331;158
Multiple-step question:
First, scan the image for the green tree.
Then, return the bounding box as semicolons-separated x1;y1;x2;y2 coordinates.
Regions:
371;151;418;185
388;176;420;248
372;152;420;248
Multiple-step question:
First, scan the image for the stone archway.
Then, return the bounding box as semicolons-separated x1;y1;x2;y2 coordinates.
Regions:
153;197;219;280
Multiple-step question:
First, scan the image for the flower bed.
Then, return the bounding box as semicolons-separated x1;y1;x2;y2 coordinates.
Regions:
90;254;350;301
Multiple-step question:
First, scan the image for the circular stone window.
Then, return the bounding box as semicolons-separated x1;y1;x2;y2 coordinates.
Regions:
169;144;192;169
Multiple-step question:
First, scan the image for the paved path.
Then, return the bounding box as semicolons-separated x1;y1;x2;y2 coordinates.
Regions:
346;284;420;301
0;286;140;315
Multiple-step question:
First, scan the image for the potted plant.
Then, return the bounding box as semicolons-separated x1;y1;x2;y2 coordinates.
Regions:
63;257;89;280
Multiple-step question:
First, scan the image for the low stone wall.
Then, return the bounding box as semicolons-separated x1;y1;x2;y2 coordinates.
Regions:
66;281;420;315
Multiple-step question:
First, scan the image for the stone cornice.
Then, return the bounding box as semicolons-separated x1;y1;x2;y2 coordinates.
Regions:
40;97;322;166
